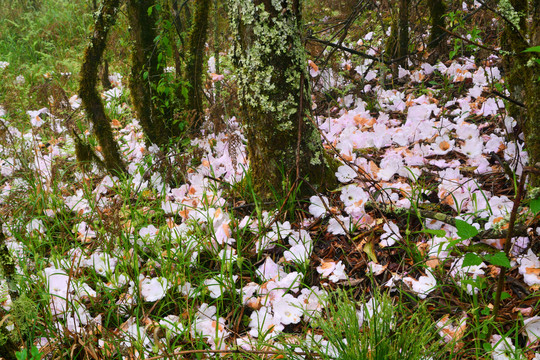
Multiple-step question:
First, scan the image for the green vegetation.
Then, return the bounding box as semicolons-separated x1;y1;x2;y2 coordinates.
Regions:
0;0;539;359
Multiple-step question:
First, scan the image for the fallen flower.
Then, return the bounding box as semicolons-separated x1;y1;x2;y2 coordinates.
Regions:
140;277;169;302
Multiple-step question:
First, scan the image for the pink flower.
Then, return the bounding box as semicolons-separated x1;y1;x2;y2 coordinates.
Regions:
403;270;437;299
309;195;330;217
210;73;224;82
328;261;348;282
380;221;401;247
317;260;336;278
248;306;283;338
140;277;169;302
273;294;303;325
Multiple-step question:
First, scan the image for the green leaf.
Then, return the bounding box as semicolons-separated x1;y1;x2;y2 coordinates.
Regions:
363;241;378;263
463;253;483;267
147;5;153;16
31;346;41;360
530;198;540;214
523;46;540;53
15;349;28;360
448;238;464;248
455;219;479;239
486;252;511;268
416;229;446;237
483;342;492;352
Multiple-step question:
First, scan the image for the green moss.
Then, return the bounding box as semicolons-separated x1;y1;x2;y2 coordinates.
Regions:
185;0;212;125
0;295;38;359
10;295;38;343
0;329;17;360
398;0;409;67
0;222;17;303
127;0;180;146
79;0;126;174
384;15;398;60
500;0;540;185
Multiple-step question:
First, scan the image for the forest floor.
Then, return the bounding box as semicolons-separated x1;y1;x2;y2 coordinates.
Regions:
0;1;539;359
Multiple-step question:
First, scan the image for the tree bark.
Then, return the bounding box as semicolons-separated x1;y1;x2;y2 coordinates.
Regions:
228;0;336;199
427;0;446;58
533;0;540;46
79;0;126;174
398;0;409;68
100;58;112;90
185;0;211;129
127;0;179;146
501;0;540;185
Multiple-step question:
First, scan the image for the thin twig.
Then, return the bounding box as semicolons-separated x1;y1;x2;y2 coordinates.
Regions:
317;0;368;70
308;36;391;65
489;90;527;109
366;201;530;242
474;0;529;46
388;3;486;65
300;176;353;243
491;172;527;325
439;26;500;53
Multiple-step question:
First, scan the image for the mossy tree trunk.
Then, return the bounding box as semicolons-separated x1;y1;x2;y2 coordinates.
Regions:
533;0;540;46
501;0;540;185
228;0;335;199
427;0;446;59
100;58;112;90
398;0;409;68
127;0;180;147
185;0;211;130
79;0;126;174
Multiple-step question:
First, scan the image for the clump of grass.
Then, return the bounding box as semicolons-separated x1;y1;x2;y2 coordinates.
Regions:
288;289;450;360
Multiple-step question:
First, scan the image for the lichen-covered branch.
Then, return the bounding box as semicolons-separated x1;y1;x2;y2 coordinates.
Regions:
79;0;126;174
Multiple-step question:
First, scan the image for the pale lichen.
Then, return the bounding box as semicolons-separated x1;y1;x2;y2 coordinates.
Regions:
498;0;521;30
228;0;336;197
229;0;306;119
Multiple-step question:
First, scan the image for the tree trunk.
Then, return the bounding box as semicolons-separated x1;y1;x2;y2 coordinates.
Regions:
533;0;540;46
79;0;126;174
398;0;409;68
228;0;336;199
427;0;446;60
100;58;112;90
501;0;540;185
127;0;179;146
185;0;211;129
